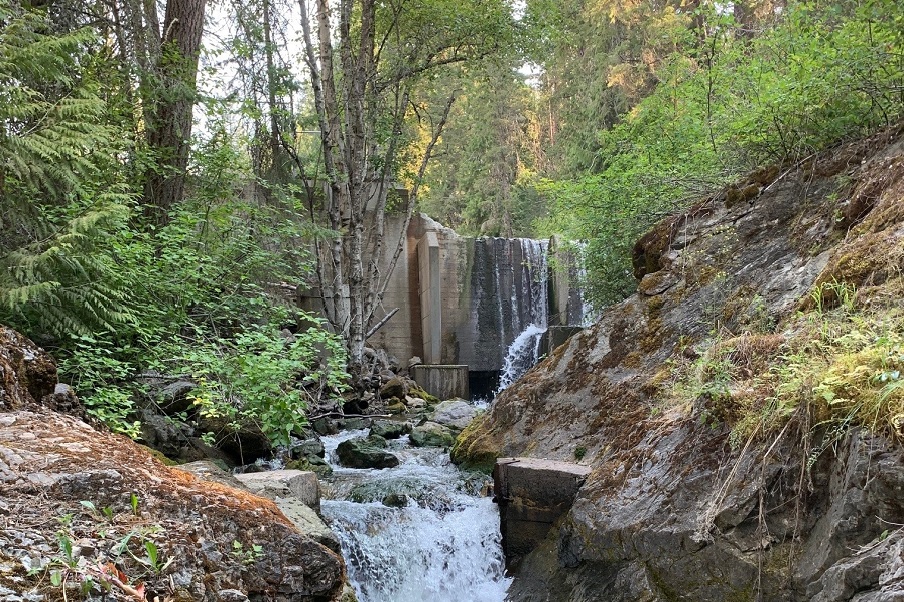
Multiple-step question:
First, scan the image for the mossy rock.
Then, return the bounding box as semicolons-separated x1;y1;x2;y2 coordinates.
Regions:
285;458;333;476
370;419;412;439
336;436;398;469
408;421;456;448
408;385;439;404
139;444;179;466
449;415;499;474
386;401;407;414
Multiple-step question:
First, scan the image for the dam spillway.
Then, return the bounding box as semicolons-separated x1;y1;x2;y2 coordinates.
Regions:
300;213;586;398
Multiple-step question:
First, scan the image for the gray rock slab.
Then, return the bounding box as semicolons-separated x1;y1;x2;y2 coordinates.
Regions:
274;498;341;554
428;399;477;430
234;469;321;511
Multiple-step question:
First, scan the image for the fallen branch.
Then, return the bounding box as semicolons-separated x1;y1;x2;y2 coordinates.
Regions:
366;307;400;339
307;412;392;421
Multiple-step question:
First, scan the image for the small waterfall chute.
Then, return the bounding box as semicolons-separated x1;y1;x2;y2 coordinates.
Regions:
496;323;547;394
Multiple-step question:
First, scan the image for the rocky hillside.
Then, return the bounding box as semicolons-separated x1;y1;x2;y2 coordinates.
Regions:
454;126;904;601
0;327;349;602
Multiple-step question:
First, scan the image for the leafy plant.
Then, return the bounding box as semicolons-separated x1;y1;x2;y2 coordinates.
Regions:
152;322;348;447
231;539;264;566
137;540;173;575
539;0;903;308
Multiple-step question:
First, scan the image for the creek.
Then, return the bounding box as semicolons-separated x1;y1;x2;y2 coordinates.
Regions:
319;429;512;602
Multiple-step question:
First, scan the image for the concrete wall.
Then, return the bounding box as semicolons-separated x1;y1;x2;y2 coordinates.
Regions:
548;236;587;327
418;223;553;372
365;213;425;365
300;213;585;376
493;457;591;566
410;365;469;400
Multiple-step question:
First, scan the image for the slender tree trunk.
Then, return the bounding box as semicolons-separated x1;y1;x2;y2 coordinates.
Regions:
262;0;281;161
297;0;495;371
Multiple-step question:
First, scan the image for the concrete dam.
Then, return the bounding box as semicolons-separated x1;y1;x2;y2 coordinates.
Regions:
303;214;587;399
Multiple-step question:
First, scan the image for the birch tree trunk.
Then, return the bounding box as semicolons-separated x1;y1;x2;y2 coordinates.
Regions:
297;0;508;369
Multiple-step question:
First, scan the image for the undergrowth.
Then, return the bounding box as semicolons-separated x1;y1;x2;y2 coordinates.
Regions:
669;280;904;457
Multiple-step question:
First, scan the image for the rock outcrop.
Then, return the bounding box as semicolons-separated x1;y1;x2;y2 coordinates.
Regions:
454;127;904;601
0;328;348;601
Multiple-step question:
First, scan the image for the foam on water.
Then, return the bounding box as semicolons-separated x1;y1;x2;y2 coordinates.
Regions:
319;430;511;602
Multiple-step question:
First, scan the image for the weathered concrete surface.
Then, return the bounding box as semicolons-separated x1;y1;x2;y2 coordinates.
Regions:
453;128;904;601
418;230;442;363
548;236;587;328
411;364;470;400
337;213;585;374
494;458;591;565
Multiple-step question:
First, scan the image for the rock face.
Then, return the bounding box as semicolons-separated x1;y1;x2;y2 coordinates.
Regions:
454;128;904;601
0;328;348;601
0;326;76;414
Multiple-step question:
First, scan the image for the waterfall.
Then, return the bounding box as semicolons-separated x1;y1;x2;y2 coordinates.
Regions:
494;239;549;394
319;431;511;602
496;324;546;393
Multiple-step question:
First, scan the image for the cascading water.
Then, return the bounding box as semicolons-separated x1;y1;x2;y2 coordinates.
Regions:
495;239;549;394
496;323;546;393
319;430;511;602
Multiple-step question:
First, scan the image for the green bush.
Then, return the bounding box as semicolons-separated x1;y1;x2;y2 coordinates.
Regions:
150;323;348;447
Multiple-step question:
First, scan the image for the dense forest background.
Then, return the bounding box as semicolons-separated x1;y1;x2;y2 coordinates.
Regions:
1;0;901;443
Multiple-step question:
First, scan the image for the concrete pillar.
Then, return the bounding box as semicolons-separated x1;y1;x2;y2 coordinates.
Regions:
410;364;469;400
493;457;592;566
417;232;441;364
548;236;586;327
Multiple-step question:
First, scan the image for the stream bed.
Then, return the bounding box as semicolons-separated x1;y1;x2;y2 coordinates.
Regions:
319;429;511;602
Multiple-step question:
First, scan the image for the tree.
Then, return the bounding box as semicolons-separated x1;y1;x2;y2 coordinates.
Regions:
297;0;512;369
421;61;544;237
140;0;208;223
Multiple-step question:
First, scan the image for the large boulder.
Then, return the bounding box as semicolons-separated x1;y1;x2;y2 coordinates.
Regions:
191;465;339;554
379;376;407;400
336;435;399;469
427;399;477;430
409;421;456;448
0;326;68;413
234;469;321;511
197;413;272;465
137;372;198;415
0;410;347;601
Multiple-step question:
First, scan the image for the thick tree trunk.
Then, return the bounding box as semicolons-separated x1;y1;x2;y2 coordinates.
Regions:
142;0;207;224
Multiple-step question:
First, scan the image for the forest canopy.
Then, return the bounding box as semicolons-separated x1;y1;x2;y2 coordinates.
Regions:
0;0;901;440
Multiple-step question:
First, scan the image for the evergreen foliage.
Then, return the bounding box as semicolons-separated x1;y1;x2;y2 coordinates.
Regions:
0;0;348;443
0;0;135;337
